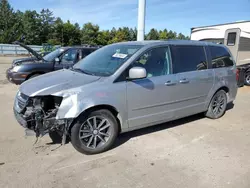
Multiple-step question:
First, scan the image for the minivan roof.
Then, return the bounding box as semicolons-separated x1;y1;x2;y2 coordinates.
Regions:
115;40;224;47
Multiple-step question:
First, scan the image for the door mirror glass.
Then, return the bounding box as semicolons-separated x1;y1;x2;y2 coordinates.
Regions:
128;67;147;80
55;57;60;63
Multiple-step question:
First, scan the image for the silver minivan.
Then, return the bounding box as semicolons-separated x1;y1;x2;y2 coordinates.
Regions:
13;40;238;154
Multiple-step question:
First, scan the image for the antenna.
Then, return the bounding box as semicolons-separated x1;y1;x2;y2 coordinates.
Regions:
137;0;146;41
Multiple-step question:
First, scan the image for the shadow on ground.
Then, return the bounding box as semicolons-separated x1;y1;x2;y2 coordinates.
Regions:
45;103;235;151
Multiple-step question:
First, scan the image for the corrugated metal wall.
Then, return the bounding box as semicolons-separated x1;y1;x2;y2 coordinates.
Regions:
239;37;250;51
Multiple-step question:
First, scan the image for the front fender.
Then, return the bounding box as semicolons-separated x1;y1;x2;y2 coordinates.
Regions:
55;92;128;130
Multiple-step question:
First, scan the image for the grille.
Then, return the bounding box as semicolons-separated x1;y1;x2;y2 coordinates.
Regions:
17;92;29;110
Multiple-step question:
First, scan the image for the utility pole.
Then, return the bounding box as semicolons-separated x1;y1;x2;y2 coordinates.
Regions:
137;0;146;41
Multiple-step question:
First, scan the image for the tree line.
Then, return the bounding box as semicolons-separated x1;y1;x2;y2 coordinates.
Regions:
0;0;190;46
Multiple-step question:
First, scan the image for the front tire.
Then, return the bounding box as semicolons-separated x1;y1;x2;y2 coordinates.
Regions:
49;131;63;144
244;72;250;86
205;90;227;119
70;109;119;155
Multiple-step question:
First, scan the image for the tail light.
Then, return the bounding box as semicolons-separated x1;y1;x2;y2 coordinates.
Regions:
236;68;239;81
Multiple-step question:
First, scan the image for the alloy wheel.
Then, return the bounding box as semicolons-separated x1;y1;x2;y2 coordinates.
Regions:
79;116;111;149
245;74;250;85
211;93;226;116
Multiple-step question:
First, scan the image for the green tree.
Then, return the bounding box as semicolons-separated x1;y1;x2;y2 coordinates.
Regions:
39;9;55;44
129;28;137;41
120;27;131;41
168;30;177;39
159;29;168;40
81;22;99;45
62;21;81;46
0;0;19;43
97;30;111;45
110;31;125;43
48;17;63;45
177;33;185;39
21;10;42;44
109;27;117;40
146;29;159;40
0;1;190;45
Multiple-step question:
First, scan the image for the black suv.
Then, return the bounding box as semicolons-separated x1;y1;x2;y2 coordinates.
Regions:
6;41;100;84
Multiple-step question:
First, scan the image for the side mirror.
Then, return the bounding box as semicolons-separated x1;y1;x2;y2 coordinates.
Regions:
55;58;60;63
128;67;147;80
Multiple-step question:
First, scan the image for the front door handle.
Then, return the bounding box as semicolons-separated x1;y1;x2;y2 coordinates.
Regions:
179;78;190;84
165;81;176;86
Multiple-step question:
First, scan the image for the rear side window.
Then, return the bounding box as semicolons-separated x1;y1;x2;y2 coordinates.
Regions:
227;32;236;46
171;45;208;73
209;46;234;68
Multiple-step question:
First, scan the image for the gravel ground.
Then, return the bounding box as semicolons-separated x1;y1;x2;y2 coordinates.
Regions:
0;56;250;188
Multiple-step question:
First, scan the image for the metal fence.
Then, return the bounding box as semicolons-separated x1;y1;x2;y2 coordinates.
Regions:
0;44;43;55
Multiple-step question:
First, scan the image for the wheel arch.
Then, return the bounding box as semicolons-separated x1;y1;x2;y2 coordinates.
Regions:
205;86;230;109
68;104;122;135
245;67;250;73
217;86;229;93
25;71;45;80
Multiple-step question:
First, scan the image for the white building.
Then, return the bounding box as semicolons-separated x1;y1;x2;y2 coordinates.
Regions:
191;21;250;65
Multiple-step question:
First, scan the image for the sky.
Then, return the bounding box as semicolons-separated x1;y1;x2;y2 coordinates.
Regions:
9;0;250;36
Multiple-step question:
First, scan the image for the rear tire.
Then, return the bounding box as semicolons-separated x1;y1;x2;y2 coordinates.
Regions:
70;109;119;155
205;90;227;119
244;72;250;86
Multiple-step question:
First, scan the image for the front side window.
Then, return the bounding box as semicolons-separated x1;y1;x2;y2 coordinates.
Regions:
132;47;171;78
73;44;143;76
43;48;65;62
209;46;234;68
60;49;78;64
171;45;208;73
227;32;236;46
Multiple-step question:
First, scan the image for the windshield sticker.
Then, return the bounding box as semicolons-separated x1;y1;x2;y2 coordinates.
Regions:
112;53;128;59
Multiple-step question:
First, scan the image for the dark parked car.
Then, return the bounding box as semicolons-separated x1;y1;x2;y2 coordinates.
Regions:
6;42;100;84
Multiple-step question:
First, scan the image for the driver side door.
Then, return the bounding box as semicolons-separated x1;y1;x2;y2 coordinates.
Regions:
54;48;79;70
126;46;178;129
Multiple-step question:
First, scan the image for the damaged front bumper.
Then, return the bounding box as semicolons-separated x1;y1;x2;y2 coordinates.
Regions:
13;91;73;143
14;109;28;128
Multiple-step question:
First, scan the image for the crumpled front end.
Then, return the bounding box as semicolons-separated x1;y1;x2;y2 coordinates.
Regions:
13;91;72;142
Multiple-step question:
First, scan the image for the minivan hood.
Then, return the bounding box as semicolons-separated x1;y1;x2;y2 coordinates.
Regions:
19;69;100;97
13;41;43;60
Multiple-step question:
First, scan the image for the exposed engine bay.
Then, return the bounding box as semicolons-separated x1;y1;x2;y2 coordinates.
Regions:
15;92;71;143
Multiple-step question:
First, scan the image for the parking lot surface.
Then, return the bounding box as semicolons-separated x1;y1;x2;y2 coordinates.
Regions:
0;56;250;188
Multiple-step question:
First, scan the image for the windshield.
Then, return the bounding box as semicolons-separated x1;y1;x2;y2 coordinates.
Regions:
43;48;65;62
73;44;143;76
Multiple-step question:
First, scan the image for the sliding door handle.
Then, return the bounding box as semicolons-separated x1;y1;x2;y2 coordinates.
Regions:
179;78;190;84
165;81;176;86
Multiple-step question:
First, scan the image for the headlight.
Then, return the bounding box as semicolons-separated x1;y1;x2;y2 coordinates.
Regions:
11;66;22;72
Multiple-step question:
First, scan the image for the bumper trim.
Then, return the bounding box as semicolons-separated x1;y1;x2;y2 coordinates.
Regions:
14;108;27;128
6;68;28;85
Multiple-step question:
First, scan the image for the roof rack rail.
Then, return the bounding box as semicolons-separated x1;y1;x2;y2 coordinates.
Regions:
81;44;103;48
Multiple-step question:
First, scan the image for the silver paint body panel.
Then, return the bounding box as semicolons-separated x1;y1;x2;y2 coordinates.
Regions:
18;40;238;133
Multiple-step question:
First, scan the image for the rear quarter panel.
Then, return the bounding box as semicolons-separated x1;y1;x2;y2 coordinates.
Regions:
205;45;238;109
